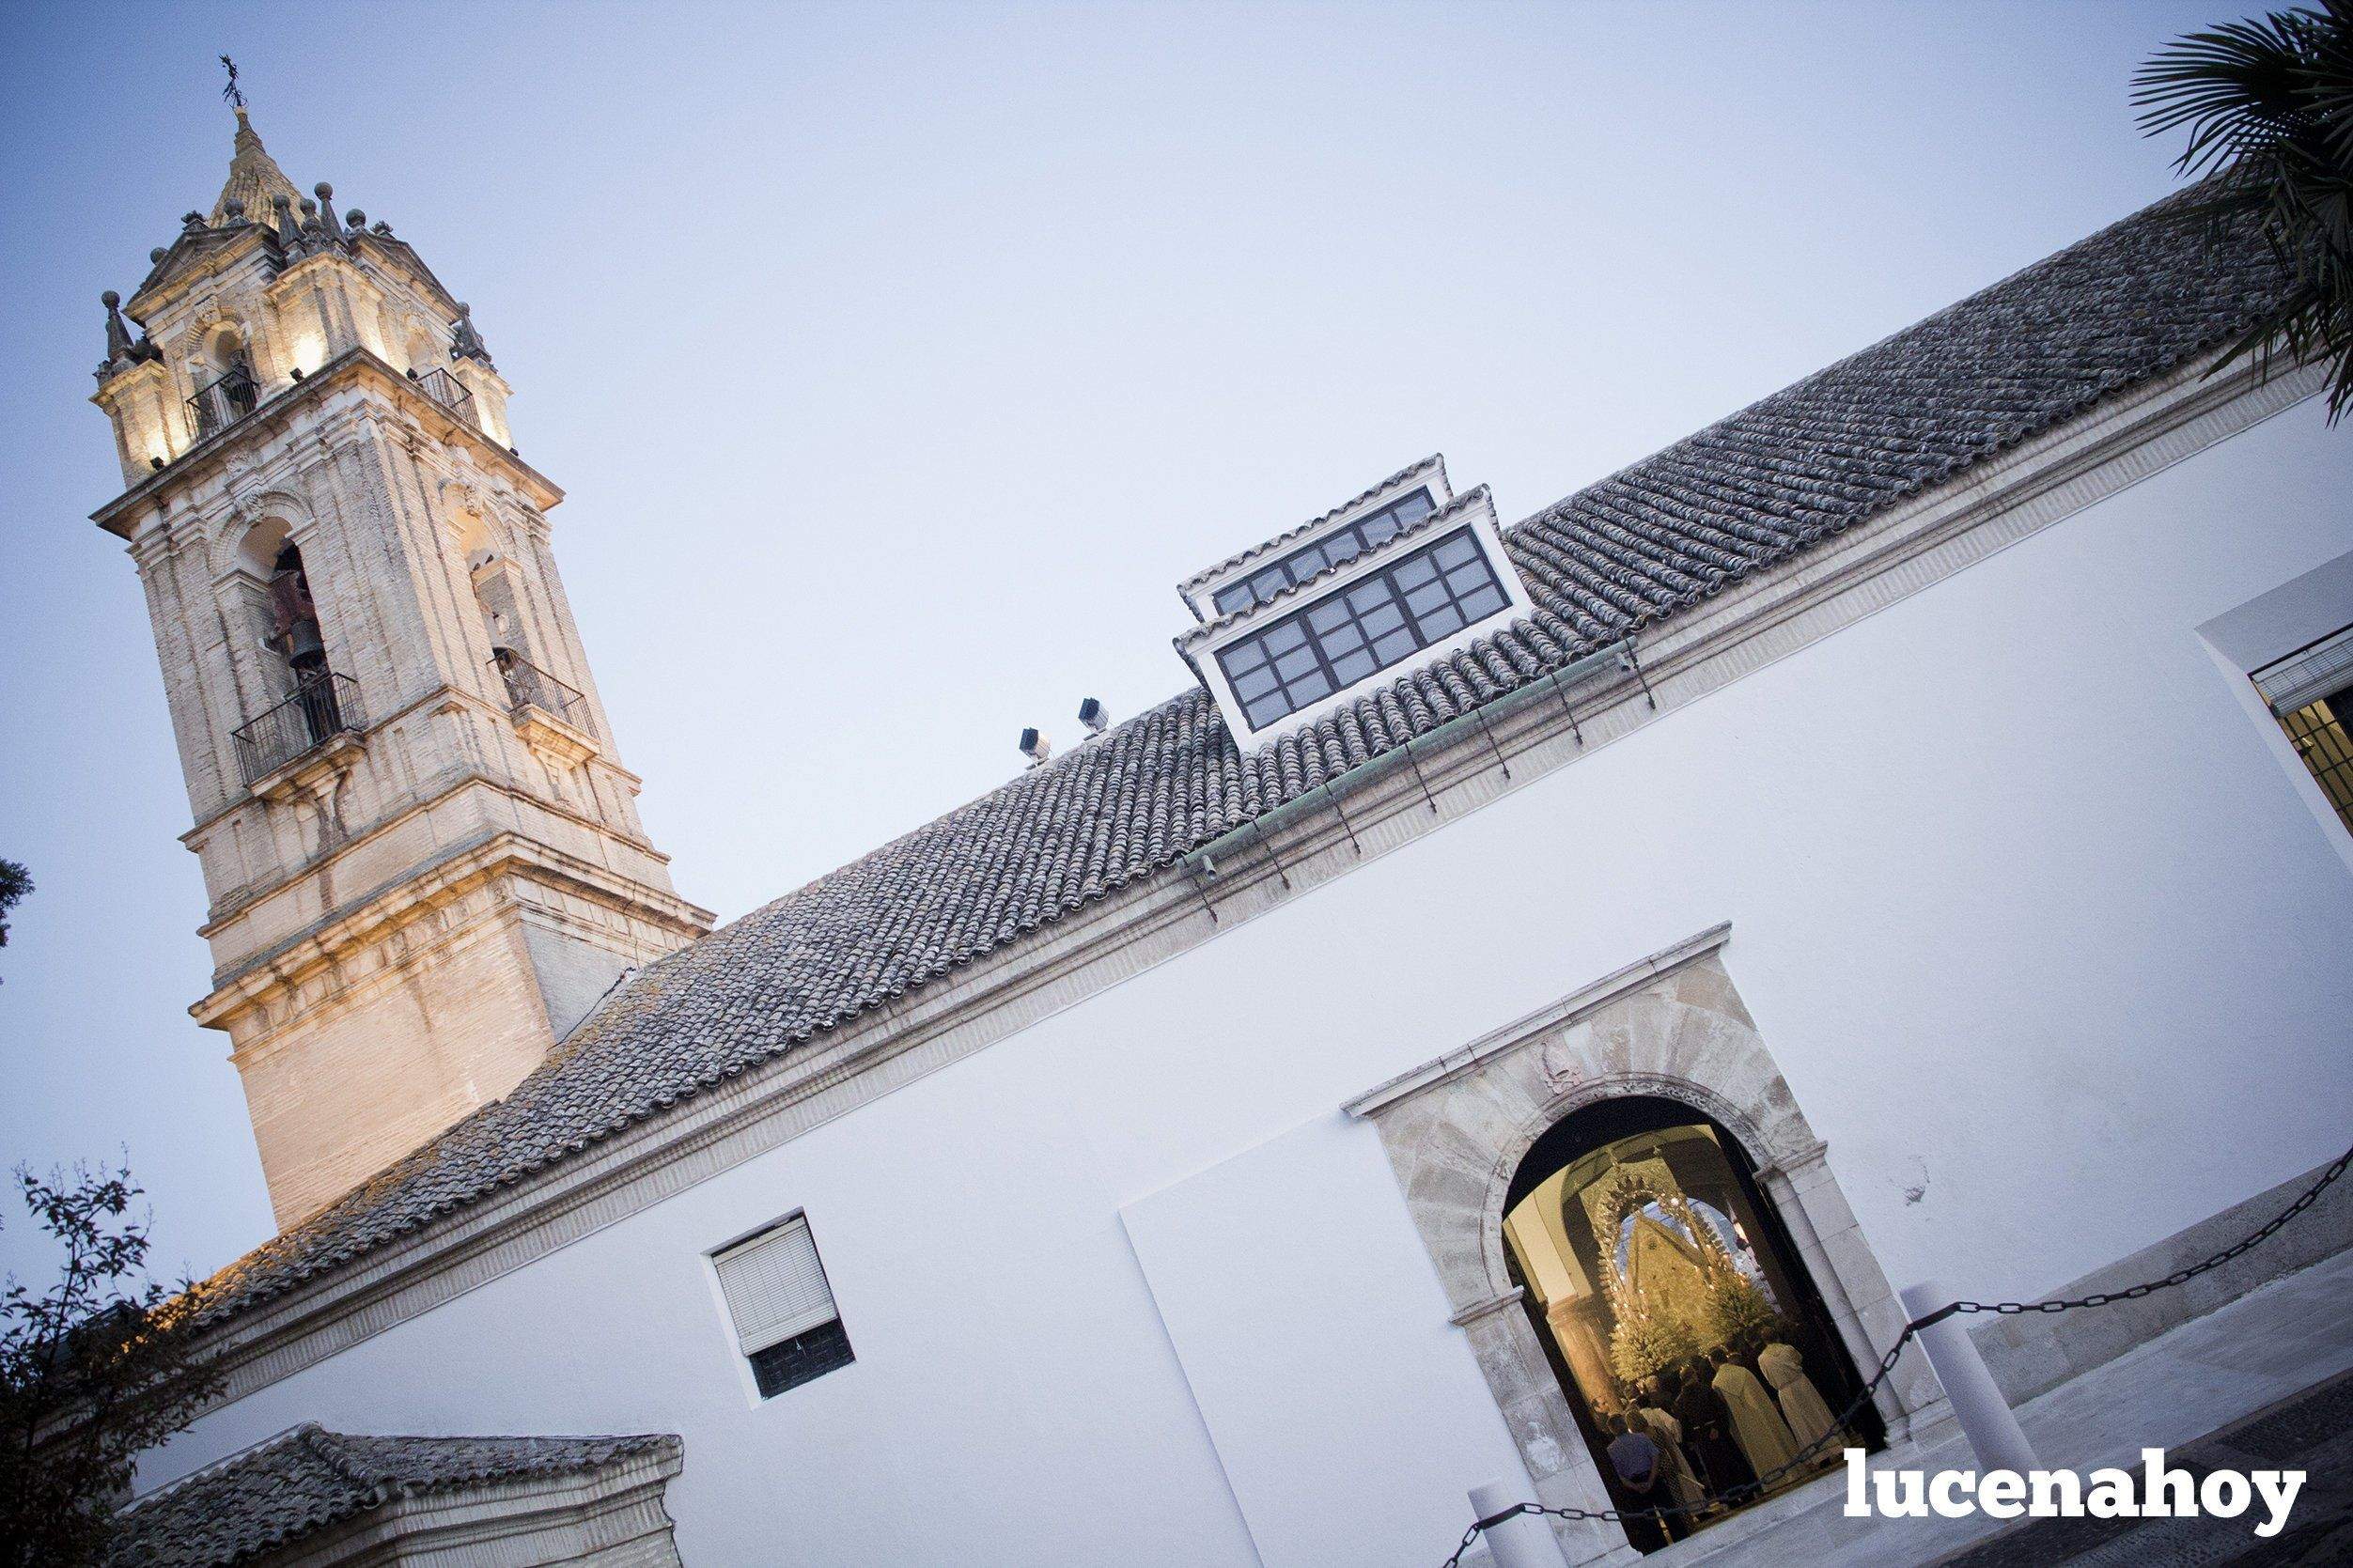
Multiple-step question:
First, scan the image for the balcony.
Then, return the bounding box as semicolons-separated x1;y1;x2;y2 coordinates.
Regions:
186;367;259;441
491;649;583;725
232;672;365;788
408;365;476;424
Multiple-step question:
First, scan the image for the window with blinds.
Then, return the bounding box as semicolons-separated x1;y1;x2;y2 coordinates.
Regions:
2252;624;2353;837
712;1217;853;1398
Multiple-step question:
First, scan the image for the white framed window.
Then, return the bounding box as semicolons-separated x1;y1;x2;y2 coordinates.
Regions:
711;1216;853;1398
2252;624;2353;837
1181;484;1535;745
2200;548;2353;865
1216;526;1511;730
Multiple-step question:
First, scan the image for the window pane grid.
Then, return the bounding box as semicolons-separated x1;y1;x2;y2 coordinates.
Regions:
1215;525;1510;731
1210;488;1438;615
2279;694;2353;835
748;1318;855;1399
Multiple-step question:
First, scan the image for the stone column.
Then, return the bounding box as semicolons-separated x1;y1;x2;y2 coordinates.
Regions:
1757;1141;1940;1441
1452;1290;1639;1568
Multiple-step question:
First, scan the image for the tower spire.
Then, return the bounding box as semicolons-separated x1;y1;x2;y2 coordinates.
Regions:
210;62;301;228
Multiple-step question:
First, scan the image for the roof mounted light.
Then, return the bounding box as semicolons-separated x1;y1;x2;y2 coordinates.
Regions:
1077;697;1107;735
1018;728;1051;768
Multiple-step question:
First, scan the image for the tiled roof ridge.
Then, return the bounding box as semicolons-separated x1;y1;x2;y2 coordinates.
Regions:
1517;181;2222;538
177;178;2291;1337
122;1422;325;1513
111;1429;680;1568
1176;453;1445;592
321;1430;678;1487
1174;483;1492;649
120;1426;677;1515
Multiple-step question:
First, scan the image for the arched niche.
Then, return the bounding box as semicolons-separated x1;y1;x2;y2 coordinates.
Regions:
1497;1095;1884;1551
180;314;260;436
203;320;251;378
443;479;534;678
1344;924;1943;1565
233;513;294;580
216;506;337;719
402;315;446;379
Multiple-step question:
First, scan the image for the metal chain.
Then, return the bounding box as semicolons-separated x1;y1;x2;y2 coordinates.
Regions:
1437;1141;2350;1567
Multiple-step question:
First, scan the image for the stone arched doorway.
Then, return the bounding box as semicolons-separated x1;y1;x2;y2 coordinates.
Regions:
1344;924;1942;1565
1500;1094;1884;1550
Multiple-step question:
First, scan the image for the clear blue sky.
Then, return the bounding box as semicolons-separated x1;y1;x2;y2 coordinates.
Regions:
0;1;2245;1286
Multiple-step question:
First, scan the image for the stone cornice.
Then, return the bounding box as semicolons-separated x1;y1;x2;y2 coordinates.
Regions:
89;352;172;410
180;678;651;847
195;827;709;1032
1343;923;1736;1118
91;348;561;538
1447;1286;1527;1328
180;347;2323;1405
265;245;379;303
349;230;465;318
123;224;274;321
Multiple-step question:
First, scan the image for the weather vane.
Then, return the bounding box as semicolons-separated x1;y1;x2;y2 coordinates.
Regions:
220;54;245;111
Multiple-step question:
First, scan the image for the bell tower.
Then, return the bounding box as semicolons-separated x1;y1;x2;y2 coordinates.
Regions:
89;105;712;1230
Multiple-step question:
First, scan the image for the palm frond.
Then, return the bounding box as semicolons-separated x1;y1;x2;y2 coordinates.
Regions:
2138;1;2353;421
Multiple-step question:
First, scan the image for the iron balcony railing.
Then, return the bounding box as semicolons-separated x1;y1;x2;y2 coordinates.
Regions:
409;365;476;422
186;367;259;440
491;649;584;725
231;672;364;786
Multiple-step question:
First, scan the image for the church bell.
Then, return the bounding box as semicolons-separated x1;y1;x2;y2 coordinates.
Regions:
284;618;325;666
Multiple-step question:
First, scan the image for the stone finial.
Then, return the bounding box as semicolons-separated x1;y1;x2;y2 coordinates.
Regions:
273;193;299;243
149;247;166;264
345;210;366;231
371;220;394;236
450;303;494;368
182;211;207;231
224;197;246;224
315;183;345;240
101;290;133;360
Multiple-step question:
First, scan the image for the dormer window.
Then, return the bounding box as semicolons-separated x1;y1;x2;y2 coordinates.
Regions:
1219;526;1510;730
1209;487;1439;615
1177;459;1536;745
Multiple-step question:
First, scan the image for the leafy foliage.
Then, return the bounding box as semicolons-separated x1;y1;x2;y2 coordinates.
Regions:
1699;1261;1781;1354
1608;1294;1702;1389
0;1165;223;1568
0;861;29;952
2135;2;2353;419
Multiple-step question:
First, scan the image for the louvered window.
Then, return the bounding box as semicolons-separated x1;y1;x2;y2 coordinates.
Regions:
2253;624;2353;836
713;1217;853;1397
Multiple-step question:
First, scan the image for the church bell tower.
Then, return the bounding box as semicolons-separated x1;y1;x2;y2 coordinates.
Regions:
88;104;712;1230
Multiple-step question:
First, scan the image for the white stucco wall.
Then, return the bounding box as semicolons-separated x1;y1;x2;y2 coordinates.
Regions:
140;395;2352;1567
